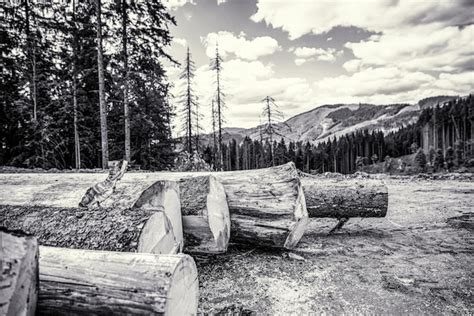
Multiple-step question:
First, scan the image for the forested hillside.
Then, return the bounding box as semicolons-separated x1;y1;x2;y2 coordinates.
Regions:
200;96;474;173
0;1;176;170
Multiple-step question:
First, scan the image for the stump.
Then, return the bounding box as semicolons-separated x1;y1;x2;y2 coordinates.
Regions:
300;174;388;218
0;205;181;254
0;229;39;316
37;247;198;315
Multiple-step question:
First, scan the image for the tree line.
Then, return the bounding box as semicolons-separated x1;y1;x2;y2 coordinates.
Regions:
1;0;176;170
199;95;473;173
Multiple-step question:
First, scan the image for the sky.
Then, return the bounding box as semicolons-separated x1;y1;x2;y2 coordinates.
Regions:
163;0;474;132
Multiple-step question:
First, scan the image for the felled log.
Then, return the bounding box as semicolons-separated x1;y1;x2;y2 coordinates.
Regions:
178;176;230;253
0;205;181;254
212;163;308;249
0;229;39;316
0;163;308;249
37;247;198;315
300;174;388;218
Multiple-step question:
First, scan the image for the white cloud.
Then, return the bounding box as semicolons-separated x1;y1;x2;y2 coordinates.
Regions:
164;0;195;10
173;38;187;47
202;31;281;61
293;47;342;65
294;58;307;66
217;0;227;5
294;47;317;58
251;0;472;40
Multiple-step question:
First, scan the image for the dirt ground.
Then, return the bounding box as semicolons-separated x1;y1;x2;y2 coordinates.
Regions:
196;178;474;314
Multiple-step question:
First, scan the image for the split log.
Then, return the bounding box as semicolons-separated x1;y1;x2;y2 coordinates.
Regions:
37;247;198;315
0;204;181;254
0;229;39;316
79;160;128;207
178;176;230;253
300;174;388;218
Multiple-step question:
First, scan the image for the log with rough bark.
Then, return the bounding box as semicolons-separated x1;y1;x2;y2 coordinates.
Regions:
0;204;181;254
0;229;39;316
178;176;230;253
37;247;198;315
0;163;309;249
300;173;388;218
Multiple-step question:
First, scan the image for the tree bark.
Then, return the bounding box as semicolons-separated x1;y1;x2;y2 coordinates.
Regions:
0;229;38;316
0;164;311;249
37;247;198;315
0;205;181;254
96;0;109;169
300;173;388;218
122;0;130;162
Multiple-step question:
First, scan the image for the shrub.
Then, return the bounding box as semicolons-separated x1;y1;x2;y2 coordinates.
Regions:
173;151;212;172
445;147;455;170
433;149;444;171
414;148;427;172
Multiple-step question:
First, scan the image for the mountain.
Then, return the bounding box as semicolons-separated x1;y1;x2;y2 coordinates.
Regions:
210;95;458;145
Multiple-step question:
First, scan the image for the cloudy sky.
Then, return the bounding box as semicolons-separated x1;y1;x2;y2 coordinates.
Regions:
164;0;473;132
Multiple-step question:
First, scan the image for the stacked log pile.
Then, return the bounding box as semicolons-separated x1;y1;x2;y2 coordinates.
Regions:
0;162;389;314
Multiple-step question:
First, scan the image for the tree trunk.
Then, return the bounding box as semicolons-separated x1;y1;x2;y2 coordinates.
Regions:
96;0;109;169
0;229;38;316
72;0;81;169
37;247;198;315
179;176;230;253
122;0;130;162
300;173;388;218
0;205;181;254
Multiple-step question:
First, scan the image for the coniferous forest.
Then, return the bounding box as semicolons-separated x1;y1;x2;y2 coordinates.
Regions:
200;96;474;173
1;2;473;173
1;1;176;170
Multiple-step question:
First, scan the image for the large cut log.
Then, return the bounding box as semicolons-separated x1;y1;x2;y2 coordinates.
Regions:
178;176;230;254
0;229;39;316
37;247;198;315
211;163;308;249
0;205;181;254
0;163;308;249
300;173;388;218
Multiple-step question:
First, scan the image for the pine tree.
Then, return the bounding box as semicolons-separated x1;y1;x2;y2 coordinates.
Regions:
261;96;284;166
414;148;427;172
179;47;197;154
96;0;109;169
210;43;225;169
122;0;131;163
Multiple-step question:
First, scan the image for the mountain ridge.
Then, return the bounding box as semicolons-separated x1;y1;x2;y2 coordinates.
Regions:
213;95;459;145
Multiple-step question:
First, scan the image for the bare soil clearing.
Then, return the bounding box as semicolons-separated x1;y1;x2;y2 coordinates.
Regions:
197;178;473;314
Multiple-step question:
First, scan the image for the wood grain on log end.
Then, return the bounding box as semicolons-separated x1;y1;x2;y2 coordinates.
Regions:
0;229;39;316
284;182;309;249
37;247;199;315
134;180;183;252
180;176;230;254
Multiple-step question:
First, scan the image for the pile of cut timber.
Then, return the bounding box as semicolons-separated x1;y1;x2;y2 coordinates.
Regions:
0;230;199;315
0;162;388;250
0;163;389;314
